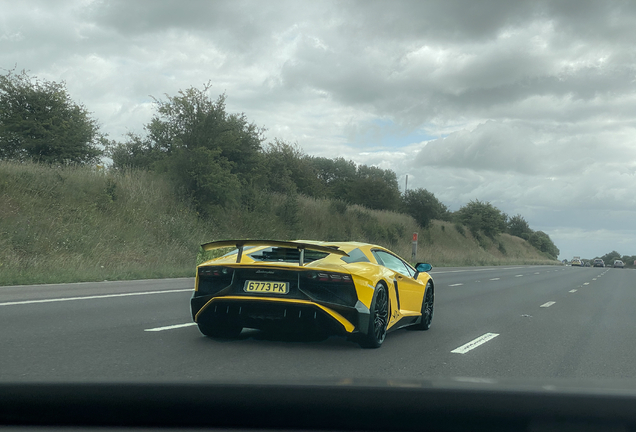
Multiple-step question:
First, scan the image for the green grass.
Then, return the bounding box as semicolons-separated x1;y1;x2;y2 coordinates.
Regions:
0;161;558;286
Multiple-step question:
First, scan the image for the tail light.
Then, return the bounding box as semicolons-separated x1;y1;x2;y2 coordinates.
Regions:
197;266;234;295
306;271;353;282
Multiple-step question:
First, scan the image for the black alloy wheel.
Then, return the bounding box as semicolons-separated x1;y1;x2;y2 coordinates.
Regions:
359;283;389;348
197;320;243;339
412;281;434;330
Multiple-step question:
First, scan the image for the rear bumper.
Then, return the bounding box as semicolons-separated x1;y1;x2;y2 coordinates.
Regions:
192;295;368;335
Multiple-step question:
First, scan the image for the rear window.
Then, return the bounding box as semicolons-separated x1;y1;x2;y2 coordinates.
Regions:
248;247;328;263
340;248;370;264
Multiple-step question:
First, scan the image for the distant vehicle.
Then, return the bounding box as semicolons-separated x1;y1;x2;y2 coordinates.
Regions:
593;258;605;267
584;261;591;267
571;258;582;267
613;260;624;268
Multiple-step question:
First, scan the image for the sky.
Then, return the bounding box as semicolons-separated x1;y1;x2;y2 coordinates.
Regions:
2;0;635;260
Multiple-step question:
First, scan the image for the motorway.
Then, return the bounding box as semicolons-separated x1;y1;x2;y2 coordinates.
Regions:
1;265;635;382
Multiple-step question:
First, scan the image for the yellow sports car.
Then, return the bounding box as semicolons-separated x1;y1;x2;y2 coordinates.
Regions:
191;240;435;348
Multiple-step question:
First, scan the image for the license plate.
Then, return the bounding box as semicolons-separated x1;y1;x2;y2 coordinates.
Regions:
244;280;289;294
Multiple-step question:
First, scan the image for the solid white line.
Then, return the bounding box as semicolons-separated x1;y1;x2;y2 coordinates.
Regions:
489;278;500;281
540;301;556;308
0;288;193;307
451;333;499;354
448;283;464;287
431;266;525;274
569;289;577;293
145;323;197;332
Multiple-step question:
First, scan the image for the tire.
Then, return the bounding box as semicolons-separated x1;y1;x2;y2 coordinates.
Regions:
197;320;243;339
358;283;389;349
412;281;434;330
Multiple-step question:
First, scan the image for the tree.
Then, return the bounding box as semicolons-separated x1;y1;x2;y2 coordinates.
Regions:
528;231;560;259
0;69;102;164
107;133;159;170
145;85;264;177
307;156;358;201
507;214;532;239
401;188;449;228
456;200;507;238
259;140;324;196
348;164;401;210
107;84;264;211
153;146;241;210
601;250;622;265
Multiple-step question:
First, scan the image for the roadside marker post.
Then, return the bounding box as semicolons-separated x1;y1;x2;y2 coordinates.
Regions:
411;232;418;262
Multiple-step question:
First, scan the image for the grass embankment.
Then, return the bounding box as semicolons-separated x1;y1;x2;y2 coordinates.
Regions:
0;161;557;286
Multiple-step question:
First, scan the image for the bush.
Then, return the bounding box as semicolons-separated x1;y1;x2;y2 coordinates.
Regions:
456;200;507;238
400;188;449;228
0;69;102;164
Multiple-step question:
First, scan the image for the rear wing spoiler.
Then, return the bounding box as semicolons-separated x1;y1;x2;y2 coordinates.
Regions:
201;239;349;266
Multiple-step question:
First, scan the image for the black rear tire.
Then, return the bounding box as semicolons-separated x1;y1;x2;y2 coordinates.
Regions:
358;283;389;349
412;281;434;330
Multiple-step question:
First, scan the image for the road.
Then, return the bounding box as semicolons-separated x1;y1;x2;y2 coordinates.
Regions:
1;265;635;382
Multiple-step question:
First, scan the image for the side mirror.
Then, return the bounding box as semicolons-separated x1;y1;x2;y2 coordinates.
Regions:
415;263;432;272
414;262;432;279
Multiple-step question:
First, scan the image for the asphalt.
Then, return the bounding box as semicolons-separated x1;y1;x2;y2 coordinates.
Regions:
1;265;635;382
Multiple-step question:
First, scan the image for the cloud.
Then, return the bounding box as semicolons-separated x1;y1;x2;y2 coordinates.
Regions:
415;121;542;175
3;0;636;258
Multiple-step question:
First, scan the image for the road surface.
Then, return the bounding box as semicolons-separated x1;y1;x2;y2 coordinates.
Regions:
1;265;635;382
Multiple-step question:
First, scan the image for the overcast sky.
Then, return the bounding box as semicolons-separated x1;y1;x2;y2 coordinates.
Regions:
2;0;636;260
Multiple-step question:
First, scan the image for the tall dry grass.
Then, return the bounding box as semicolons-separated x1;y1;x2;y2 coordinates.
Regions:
0;161;556;286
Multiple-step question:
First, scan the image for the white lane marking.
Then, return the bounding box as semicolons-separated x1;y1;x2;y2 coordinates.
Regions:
448;283;464;287
534;272;540;274
540;301;556;308
145;323;197;332
489;278;500;281
0;288;193;307
583;282;590;285
431;267;525;274
515;275;524;277
451;333;499;354
592;278;597;280
569;289;577;293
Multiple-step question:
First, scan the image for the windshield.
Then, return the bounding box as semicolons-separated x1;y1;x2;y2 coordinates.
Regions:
2;0;636;393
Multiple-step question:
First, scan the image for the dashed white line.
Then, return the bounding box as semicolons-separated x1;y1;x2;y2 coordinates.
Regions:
448;283;464;287
583;282;590;285
0;288;193;307
515;275;524;277
569;289;577;293
540;301;556;308
534;272;540;274
451;333;499;354
592;278;597;280
145;323;197;332
489;278;500;281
